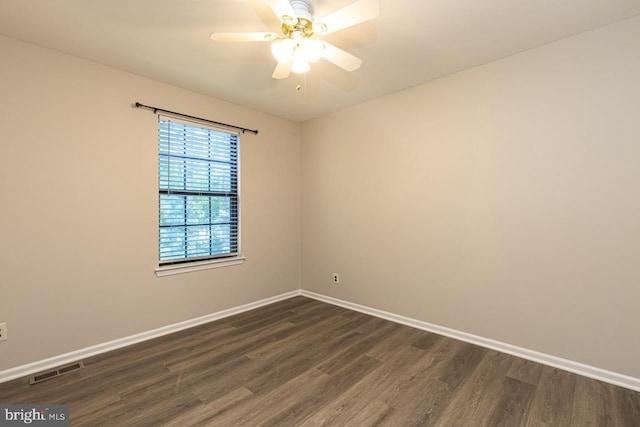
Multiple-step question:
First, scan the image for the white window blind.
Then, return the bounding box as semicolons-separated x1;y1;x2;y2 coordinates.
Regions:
158;116;239;265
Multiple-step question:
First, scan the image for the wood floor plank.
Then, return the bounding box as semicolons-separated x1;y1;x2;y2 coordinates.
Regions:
244;331;363;395
1;296;638;427
316;320;398;375
411;330;444;351
342;399;394;427
433;350;515;427
485;376;536;426
377;336;461;409
225;296;313;326
285;301;347;324
364;324;425;362
507;357;544;386
245;310;351;360
73;371;202;427
264;355;381;426
189;318;363;402
299;345;427;426
436;342;488;389
184;311;349;393
609;384;640;427
164;320;295;374
525;366;578;427
382;377;453;427
571;375;616;427
164;387;254;427
181;356;255;403
215;368;332;426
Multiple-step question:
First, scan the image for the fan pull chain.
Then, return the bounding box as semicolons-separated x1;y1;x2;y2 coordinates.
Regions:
304;72;308;102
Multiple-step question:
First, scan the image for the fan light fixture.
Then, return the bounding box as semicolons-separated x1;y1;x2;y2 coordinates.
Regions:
271;36;325;73
210;0;380;79
269;1;326;74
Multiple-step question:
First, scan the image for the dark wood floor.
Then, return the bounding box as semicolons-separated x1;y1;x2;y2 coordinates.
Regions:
1;296;639;426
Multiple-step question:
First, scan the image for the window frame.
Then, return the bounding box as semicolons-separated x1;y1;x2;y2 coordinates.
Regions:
155;115;245;277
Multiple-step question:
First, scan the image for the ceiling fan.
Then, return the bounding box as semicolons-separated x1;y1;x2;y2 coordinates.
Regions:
210;0;380;79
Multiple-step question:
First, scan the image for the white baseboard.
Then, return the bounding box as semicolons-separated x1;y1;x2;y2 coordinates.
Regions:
300;290;640;393
0;290;299;384
3;288;639;393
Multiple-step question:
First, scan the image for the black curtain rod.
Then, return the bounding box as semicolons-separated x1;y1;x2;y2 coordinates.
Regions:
134;102;259;135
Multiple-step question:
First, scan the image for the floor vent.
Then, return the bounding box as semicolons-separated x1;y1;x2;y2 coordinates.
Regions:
29;361;85;385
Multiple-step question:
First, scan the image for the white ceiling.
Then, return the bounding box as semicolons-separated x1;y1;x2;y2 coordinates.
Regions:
1;0;639;122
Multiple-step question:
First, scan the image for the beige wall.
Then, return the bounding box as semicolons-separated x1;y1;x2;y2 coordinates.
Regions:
0;36;301;371
301;16;640;378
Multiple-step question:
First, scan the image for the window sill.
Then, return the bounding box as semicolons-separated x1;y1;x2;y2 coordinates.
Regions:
155;256;246;277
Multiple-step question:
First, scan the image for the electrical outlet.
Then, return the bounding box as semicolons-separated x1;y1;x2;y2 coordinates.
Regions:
0;323;6;341
332;273;340;284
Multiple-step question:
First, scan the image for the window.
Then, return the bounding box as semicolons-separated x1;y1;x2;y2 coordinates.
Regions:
158;116;240;269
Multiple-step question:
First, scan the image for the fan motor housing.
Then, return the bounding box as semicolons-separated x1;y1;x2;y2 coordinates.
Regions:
282;17;314;38
290;0;314;21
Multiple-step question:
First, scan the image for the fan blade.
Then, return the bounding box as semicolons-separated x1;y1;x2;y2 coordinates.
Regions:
314;0;380;35
266;0;296;21
210;32;279;42
272;61;292;79
321;42;362;71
